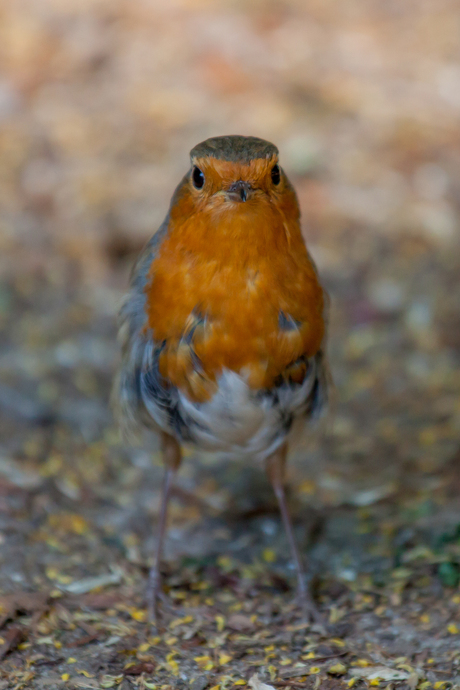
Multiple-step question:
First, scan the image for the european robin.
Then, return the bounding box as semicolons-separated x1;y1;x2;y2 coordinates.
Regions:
115;135;328;625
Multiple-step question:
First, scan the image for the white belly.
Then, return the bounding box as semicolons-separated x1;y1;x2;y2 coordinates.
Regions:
174;367;318;461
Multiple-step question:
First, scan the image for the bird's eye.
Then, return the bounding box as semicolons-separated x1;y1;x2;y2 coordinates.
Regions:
271;164;281;186
192;166;205;189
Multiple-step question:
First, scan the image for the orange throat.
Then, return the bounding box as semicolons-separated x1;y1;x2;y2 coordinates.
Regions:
144;179;325;402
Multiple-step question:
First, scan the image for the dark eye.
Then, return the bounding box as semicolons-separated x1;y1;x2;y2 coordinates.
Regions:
271;164;281;185
192;166;205;189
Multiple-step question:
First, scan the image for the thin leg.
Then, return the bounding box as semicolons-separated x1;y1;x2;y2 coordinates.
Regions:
265;443;323;625
147;432;182;627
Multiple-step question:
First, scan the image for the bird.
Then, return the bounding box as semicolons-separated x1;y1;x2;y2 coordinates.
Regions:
114;135;329;626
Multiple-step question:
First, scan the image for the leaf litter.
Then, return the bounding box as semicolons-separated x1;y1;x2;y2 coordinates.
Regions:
1;0;460;688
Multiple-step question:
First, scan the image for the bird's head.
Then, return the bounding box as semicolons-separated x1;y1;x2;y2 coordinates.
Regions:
168;136;300;247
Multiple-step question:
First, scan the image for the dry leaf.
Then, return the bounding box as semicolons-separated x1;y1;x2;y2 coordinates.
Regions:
227;614;254;632
249;674;276;690
58;570;123;594
123;662;156;676
0;592;50;628
279;666;309;679
350;666;411;681
0;626;24;661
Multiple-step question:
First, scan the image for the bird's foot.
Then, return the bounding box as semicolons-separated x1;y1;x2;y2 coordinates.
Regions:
296;583;327;633
146;570;183;630
146;568;167;630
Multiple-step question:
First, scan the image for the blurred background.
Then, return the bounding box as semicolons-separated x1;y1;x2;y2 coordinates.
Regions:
1;0;460;676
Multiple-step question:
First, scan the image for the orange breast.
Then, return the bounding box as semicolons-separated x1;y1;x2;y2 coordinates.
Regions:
144;194;325;402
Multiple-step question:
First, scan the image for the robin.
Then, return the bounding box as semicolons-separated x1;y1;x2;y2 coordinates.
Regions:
115;135;328;625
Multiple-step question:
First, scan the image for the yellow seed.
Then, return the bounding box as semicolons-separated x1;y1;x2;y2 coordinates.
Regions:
170;615;193;629
356;659;369;667
420;428;436;445
130;608;147;622
169;618;184;629
54;641;62;649
67;657;77;664
262;548;276;563
398;664;414;673
299;479;315;495
328;663;347;675
191;581;208;590
229;602;242;612
69;514;89;534
268;665;277;680
217;555;232;569
310;667;321;674
447;623;459;634
302;652;316;660
420;614;430;623
167;659;179;675
61;674;70;681
194;655;212;668
370;680;380;687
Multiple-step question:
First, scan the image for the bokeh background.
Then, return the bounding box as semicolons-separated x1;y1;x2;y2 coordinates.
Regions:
1;0;460;684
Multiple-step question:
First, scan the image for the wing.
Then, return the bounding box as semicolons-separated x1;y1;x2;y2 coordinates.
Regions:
112;216;175;437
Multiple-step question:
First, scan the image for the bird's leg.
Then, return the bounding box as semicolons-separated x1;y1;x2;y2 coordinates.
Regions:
265;443;322;625
147;432;182;627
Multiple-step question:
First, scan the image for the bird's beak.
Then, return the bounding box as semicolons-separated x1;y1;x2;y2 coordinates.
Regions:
225;180;253;203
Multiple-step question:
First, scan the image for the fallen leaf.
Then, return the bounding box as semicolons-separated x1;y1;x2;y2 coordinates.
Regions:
408;671;422;690
67;633;100;647
0;626;24;661
58;570;123;594
249;673;276;690
0;456;43;490
350;666;411;681
227;614;255;632
0;592;50;628
123;662;156;676
328;662;348;675
191;676;210;690
279;666;309;679
76;593;120;609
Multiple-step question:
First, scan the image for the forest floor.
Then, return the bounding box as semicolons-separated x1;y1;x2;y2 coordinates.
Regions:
1;224;460;689
1;1;460;688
